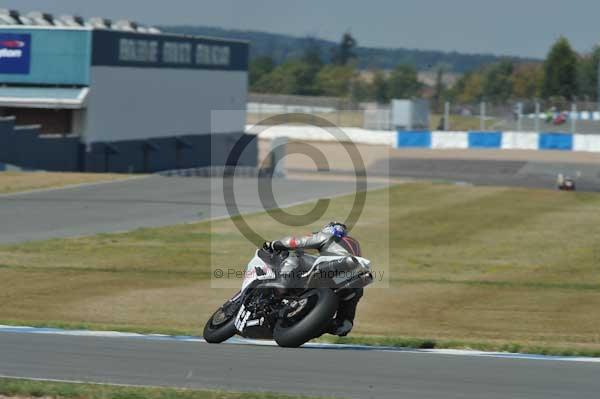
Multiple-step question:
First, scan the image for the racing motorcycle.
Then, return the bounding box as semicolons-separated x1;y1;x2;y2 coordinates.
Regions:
558;177;576;191
203;248;373;348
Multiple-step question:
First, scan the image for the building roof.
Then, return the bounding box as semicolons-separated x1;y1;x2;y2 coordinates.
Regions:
0;86;88;109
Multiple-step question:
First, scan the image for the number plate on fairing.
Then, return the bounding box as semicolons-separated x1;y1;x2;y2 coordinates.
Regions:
234;304;264;332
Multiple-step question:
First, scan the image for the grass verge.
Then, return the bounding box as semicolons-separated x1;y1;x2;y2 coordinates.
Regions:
2;183;600;355
248;112;498;131
0;378;327;399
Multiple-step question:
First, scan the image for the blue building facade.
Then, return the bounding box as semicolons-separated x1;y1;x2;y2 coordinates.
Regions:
0;26;255;172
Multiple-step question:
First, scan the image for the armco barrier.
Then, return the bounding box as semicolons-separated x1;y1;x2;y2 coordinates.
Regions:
574;135;600;152
468;132;502;149
249;125;600;153
431;131;468;149
501;131;539;150
394;130;600;153
397;131;431;148
250;125;396;146
538;133;573;151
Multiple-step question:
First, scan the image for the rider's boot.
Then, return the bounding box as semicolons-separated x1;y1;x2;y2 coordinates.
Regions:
328;288;363;336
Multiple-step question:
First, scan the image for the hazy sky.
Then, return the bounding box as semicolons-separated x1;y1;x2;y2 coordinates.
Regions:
4;0;600;58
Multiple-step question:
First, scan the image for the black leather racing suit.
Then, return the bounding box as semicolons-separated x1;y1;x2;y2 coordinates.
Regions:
272;231;363;323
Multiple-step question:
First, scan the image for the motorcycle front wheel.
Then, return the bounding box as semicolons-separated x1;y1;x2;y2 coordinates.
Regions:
203;303;238;344
273;288;338;348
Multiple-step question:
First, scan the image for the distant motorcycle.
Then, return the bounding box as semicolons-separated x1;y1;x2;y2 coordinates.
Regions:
558;177;576;191
557;174;576;191
203;248;373;348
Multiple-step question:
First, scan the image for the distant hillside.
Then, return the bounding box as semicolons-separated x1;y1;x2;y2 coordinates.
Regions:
161;25;537;73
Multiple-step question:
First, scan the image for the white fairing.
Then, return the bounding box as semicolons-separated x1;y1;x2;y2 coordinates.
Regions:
240;250;276;292
235;252;371;333
235;250;276;332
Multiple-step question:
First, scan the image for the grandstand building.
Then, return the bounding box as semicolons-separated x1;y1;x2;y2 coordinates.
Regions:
0;10;255;172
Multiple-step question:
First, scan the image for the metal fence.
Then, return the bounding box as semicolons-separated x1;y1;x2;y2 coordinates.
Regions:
247;93;365;127
363;105;393;130
436;100;600;134
247;93;600;134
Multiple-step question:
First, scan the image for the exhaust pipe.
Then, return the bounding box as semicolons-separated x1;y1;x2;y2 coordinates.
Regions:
335;272;373;292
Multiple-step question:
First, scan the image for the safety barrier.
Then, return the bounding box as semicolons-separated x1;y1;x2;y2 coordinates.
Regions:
248;125;396;146
248;125;600;153
395;131;600;152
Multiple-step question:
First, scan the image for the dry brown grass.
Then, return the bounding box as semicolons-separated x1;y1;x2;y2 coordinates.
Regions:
247;111;495;131
429;113;498;131
356;283;600;345
1;182;600;353
247;111;364;128
0;172;132;194
0;267;223;333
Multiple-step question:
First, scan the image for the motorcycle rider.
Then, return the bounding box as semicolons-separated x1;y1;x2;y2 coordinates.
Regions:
263;221;363;337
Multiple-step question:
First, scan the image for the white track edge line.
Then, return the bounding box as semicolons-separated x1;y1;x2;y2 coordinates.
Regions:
1;325;599;363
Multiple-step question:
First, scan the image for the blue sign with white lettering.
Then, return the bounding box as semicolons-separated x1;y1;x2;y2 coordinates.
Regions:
0;33;31;74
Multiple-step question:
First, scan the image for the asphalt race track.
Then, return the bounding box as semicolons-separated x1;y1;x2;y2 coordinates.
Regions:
1;331;599;399
293;157;600;191
381;158;600;191
0;175;383;244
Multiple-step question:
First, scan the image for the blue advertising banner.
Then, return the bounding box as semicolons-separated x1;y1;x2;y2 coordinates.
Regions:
0;33;31;74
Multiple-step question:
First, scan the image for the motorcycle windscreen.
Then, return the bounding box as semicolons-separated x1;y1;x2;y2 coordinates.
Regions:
241;250;276;292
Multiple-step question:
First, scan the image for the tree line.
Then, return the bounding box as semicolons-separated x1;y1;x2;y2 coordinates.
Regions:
163;25;523;73
450;37;600;105
250;33;423;103
250;34;600;106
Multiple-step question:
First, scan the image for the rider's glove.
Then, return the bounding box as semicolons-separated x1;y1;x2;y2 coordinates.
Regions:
262;241;274;251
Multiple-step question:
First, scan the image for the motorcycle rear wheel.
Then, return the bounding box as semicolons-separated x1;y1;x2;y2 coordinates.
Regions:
273;288;338;348
203;305;238;344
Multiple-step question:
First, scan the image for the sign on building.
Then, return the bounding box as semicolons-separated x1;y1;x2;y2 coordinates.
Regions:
0;33;31;74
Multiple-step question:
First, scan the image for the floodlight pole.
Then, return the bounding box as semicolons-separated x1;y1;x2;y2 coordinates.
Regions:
534;101;541;132
598;58;600;111
480;101;486;131
571;103;577;134
444;101;450;131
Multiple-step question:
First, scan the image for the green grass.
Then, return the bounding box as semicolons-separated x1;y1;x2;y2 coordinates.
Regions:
0;378;329;399
2;182;600;355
